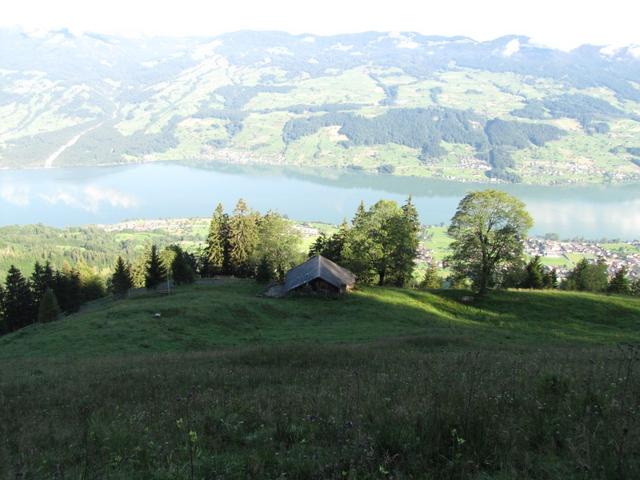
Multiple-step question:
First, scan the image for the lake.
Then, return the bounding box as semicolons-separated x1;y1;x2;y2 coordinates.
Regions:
1;163;640;240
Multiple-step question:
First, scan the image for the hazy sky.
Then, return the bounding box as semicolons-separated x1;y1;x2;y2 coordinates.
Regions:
2;0;639;50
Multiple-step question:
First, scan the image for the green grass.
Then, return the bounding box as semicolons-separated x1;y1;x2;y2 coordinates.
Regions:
1;281;639;478
539;255;573;267
601;242;640;255
422;226;452;262
2;281;639;360
244;68;385;111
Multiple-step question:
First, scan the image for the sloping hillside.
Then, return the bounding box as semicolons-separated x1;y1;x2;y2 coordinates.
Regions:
1;281;639;478
2;29;640;184
2;280;639;358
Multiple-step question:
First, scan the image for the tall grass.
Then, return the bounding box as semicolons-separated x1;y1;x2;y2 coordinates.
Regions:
1;341;638;479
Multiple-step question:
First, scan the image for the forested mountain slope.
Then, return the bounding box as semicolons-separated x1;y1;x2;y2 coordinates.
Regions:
2;29;640;184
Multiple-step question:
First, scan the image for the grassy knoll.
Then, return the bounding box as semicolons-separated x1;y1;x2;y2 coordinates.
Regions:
2;282;639;359
1;282;639;478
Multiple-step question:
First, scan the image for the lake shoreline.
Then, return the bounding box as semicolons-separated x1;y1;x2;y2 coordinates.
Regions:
4;158;640;189
1;163;640;240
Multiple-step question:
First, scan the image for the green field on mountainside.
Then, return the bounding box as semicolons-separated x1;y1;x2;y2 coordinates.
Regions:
1;281;639;478
2;281;639;359
3;30;640;185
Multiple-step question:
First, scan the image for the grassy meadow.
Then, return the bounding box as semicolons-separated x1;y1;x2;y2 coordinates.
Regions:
1;281;639;478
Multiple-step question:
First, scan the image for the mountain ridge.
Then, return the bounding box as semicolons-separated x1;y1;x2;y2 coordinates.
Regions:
1;28;640;184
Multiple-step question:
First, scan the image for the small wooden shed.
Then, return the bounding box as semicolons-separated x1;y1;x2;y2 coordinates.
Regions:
267;255;356;297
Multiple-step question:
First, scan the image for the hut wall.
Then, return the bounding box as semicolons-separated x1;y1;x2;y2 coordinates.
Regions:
292;278;341;295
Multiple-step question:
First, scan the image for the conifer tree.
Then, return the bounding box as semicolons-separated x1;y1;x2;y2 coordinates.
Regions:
608;266;630;294
342;201;377;284
111;256;133;297
80;272;106;302
169;246;196;285
308;221;350;263
373;200;412;286
420;262;443;289
31;261;54;304
343;199;420;286
391;196;421;286
563;258;608;292
228;199;259;277
206;203;230;275
309;232;328;258
52;267;83;313
352;201;367;228
131;245;151;288
37;288;61;323
328;221;350;263
2;266;36;332
256;256;274;283
522;256;545;289
145;245;167;289
543;268;559;289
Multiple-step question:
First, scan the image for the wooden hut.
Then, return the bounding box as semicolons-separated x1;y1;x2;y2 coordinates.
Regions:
267;255;356;296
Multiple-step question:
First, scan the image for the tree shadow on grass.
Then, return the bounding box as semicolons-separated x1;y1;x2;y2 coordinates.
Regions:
2;282;638;360
385;287;640;345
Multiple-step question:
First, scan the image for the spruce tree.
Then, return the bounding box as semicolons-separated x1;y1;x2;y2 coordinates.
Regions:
352;201;367;228
111;256;133;297
37;288;61;323
53;267;83;313
145;245;167;289
343;199;420;286
256;256;274;283
309;232;328;258
563;258;608;292
131;245;151;288
80;272;106;302
342;201;377;284
308;221;350;263
325;221;350;263
170;246;196;285
2;266;36;332
543;268;559;289
420;262;443;289
31;261;54;304
391;196;420;287
608;266;630;294
522;256;545;289
206;203;230;275
228;199;259;277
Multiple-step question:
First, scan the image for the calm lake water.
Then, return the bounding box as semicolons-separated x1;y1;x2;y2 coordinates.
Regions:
1;163;640;240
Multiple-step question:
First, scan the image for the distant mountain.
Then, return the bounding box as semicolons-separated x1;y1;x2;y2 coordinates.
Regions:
1;28;640;185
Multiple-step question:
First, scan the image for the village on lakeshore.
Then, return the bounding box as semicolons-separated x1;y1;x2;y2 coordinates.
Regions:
98;216;640;282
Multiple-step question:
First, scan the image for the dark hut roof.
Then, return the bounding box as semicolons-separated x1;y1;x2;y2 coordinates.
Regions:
284;255;356;292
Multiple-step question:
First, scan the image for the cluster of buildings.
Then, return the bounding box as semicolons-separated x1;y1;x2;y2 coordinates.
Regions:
525;237;640;280
98;218;207;234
